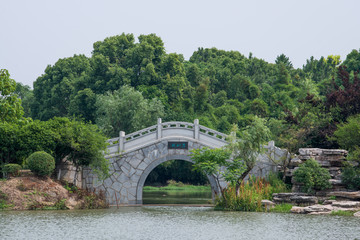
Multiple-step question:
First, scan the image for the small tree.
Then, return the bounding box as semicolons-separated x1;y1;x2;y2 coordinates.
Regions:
0;69;24;122
27;151;55;177
293;159;331;193
191;116;271;197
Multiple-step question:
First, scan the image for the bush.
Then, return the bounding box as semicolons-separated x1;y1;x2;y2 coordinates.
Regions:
27;151;55;177
3;164;22;177
341;164;360;190
293;159;332;193
215;176;288;212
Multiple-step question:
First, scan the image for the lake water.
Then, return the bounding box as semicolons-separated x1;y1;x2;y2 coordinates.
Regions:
1;206;360;240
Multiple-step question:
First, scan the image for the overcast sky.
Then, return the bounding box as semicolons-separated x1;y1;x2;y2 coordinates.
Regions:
1;0;359;88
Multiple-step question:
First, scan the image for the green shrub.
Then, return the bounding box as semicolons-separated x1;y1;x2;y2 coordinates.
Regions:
53;199;68;210
341;164;360;190
27;151;55;177
0;190;12;210
293;158;332;193
3;164;22;177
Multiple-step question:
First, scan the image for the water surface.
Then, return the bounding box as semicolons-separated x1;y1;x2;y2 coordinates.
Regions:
1;207;359;240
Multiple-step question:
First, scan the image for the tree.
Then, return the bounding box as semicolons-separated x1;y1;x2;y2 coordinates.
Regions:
46;117;109;184
333;114;360;161
275;54;293;70
31;55;91;120
191;116;271;197
0;69;24;122
95;85;164;137
326;66;360;121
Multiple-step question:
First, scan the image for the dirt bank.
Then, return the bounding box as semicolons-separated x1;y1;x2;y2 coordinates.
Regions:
0;176;107;210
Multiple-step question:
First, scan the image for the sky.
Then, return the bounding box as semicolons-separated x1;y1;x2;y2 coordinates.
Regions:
1;0;359;88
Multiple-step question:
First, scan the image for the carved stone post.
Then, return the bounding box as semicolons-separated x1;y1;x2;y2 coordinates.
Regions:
157;118;162;139
119;131;125;152
194;119;199;140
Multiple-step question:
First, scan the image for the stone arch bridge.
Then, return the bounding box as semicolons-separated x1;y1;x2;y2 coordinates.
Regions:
83;119;284;205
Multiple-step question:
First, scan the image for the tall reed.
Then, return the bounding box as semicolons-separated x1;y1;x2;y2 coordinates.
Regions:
215;175;289;211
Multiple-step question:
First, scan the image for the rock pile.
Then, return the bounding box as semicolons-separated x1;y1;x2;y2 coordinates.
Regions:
291;200;360;216
286;148;348;192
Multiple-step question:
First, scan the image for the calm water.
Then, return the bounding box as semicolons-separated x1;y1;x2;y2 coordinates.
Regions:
143;190;212;204
1;206;359;240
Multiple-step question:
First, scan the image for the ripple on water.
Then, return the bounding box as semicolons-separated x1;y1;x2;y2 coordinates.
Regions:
1;207;360;240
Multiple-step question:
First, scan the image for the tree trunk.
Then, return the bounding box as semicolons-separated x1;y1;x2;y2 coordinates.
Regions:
236;168;252;197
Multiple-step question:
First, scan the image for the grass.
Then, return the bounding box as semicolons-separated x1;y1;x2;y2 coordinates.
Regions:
270;203;293;213
330;210;356;216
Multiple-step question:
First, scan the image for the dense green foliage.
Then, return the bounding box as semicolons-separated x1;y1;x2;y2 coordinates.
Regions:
341;164;360;190
27;151;55;177
0;69;24;122
293;159;332;193
96;85;164;136
22;33;359;155
333;114;360;190
2;164;22;177
0;118;109;180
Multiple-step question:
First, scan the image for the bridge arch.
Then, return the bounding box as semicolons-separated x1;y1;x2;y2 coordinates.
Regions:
136;154;220;204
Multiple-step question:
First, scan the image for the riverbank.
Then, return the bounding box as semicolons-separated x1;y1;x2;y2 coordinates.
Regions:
0;176;107;210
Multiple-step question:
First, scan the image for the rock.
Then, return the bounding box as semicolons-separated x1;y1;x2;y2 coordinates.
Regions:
323;199;336;205
289;195;318;206
261;200;275;210
290;206;306;214
304;204;333;213
329;179;343;185
327;191;360;201
354;211;360;217
289;158;303;167
332;201;360;209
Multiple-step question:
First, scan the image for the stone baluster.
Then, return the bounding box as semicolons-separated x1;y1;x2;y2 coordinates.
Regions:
119;131;125;152
194;119;199;140
157;118;162;140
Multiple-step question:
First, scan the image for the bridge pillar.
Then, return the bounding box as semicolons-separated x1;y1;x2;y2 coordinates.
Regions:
194;119;199;140
119;131;125;152
157;118;162;139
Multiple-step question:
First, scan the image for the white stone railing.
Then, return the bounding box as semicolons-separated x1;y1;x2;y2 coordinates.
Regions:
106;118;228;155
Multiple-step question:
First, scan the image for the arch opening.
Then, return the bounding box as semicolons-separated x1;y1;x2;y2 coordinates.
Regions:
136;155;220;205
